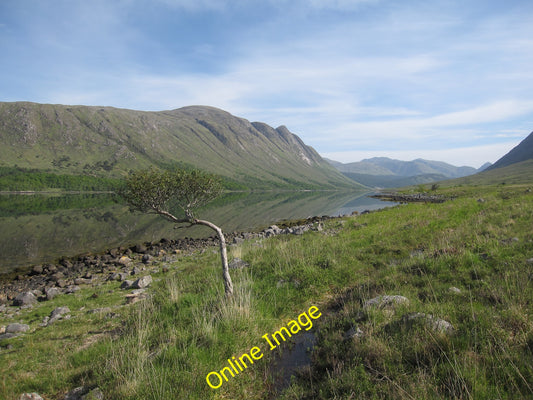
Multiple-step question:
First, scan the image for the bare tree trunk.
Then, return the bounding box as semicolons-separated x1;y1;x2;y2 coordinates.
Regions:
195;219;234;296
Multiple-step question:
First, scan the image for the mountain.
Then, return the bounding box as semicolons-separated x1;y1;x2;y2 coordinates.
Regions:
326;157;478;188
485;131;533;171
478;162;492;172
0;102;357;190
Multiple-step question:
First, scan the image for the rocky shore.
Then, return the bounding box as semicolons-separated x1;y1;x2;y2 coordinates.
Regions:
0;216;332;303
370;192;451;203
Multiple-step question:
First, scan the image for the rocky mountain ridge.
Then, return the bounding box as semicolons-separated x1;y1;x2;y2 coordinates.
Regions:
0;102;355;189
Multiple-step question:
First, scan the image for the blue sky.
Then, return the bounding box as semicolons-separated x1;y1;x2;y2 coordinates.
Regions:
1;0;532;167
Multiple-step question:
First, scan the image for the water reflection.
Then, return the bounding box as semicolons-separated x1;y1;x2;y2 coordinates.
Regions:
0;191;396;273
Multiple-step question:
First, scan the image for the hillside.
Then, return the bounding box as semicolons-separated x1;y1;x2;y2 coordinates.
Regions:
439;131;533;186
0;102;357;190
326;157;478;188
486;131;533;170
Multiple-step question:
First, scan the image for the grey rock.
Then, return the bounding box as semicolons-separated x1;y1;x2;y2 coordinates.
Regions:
229;258;250;269
65;285;81;294
19;394;44;400
117;256;132;267
82;388;104;400
30;265;44;275
120;280;134;289
364;295;409;310
6;323;30;333
0;333;19;340
344;326;364;339
132;275;152;289
64;386;87;400
45;287;62;300
398;312;455;335
134;244;148;254
527;258;533;265
141;254;152;264
74;278;92;285
448;286;462;294
131;266;141;275
13;292;37;306
47;307;71;325
233;237;245;245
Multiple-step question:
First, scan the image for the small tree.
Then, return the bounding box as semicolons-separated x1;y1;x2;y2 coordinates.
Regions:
120;168;233;296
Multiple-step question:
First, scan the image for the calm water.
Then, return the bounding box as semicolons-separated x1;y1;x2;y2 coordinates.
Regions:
0;191;397;273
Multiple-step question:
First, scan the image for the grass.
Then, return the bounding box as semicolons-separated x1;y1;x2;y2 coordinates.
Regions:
1;183;532;399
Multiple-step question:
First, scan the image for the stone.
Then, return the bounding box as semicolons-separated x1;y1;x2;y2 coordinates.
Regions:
74;278;92;285
117;256;132;267
344;326;364;339
46;307;71;325
19;394;44;400
527;258;533;265
397;313;455;335
6;323;30;333
64;386;87;400
49;272;65;282
65;285;81;294
30;265;43;275
134;244;148;254
132;275;152;289
363;295;409;310
120;280;134;289
13;292;37;307
229;258;250;269
45;287;62;300
448;286;462;294
131;266;141;275
141;254;152;264
233;237;245;245
82;388;104;400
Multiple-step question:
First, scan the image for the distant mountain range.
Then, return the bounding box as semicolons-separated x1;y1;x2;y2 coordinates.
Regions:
0;102;357;190
325;157;488;188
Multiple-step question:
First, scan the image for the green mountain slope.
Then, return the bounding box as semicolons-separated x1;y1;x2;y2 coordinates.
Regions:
441;159;533;186
485;131;533;171
0;102;357;190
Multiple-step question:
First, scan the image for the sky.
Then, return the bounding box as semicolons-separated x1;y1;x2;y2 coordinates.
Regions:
1;0;533;168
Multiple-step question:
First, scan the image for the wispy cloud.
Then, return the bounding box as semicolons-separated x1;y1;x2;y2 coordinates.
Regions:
2;0;533;167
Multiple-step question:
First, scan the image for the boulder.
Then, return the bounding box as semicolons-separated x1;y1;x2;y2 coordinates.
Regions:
19;394;44;400
132;275;152;289
6;323;30;333
141;254;152;264
134;244;148;254
120;280;134;289
30;265;43;275
117;256;132;267
392;312;455;335
82;388;104;400
13;292;37;307
48;307;71;325
229;258;250;269
45;287;62;300
364;295;409;310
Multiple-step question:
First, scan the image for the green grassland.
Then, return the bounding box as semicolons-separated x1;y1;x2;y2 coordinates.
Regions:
1;183;532;399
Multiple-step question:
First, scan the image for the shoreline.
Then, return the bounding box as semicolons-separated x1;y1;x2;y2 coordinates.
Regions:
0;215;333;302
